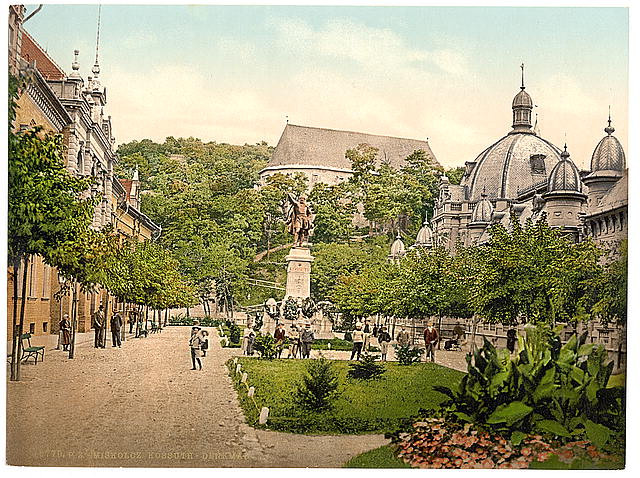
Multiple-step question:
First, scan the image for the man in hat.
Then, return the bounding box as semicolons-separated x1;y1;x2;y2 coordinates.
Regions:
93;305;105;348
377;326;392;361
423;321;439;362
110;312;123;348
300;322;315;358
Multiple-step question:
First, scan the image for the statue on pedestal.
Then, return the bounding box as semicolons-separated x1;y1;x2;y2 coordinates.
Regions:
286;193;313;247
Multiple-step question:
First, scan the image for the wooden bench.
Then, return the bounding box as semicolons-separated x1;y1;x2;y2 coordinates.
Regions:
21;333;45;364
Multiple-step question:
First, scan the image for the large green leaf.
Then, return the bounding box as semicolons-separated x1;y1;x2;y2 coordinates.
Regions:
535;419;571;437
486;401;533;426
584;419;612;449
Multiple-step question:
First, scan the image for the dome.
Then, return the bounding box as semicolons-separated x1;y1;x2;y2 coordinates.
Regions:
471;194;494;224
461;133;563;202
512;89;533;108
590;118;625;174
548;146;582;192
415;220;434;247
390;234;406;257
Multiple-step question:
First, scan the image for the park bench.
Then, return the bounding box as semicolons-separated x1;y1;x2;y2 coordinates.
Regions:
21;333;45;364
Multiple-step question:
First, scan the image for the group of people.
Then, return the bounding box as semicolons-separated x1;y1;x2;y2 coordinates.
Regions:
91;305;125;348
242;322;316;359
188;321;210;370
348;321;467;363
350;321;393;361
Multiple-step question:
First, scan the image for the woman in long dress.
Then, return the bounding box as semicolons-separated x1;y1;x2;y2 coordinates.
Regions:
59;314;71;351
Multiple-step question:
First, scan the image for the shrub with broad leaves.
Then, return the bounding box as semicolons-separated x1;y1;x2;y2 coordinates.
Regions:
433;325;624;449
394;344;424;365
253;332;278;359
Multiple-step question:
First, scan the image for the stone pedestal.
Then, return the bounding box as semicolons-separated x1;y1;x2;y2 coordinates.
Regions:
284;247;314;299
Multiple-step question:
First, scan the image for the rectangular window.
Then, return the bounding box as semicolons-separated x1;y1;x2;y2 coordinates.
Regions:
529;154;546;174
43;322;48;333
29;323;35;334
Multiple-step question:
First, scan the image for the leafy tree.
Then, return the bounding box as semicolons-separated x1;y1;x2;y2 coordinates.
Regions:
8;73;96;380
308;182;355;243
471;215;603;326
589;240;627;325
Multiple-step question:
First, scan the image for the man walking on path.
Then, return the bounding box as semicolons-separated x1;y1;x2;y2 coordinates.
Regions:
93;305;105;348
423;321;439;362
111;312;123;348
189;326;204;370
274;323;286;358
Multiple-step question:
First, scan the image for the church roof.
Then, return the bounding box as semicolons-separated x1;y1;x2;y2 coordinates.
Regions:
461;132;563;202
20;31;66;80
265;123;439;171
547;147;582;193
471;194;494;224
589;118;626;174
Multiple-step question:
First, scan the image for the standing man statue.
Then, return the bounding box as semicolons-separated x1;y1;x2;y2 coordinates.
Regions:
285;193;313;247
93;305;105;348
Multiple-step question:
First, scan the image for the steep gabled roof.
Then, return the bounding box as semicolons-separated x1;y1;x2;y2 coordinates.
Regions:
20;30;66;80
265;123;439;171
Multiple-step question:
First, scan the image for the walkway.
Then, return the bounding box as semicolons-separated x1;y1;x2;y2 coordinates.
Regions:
7;326;387;467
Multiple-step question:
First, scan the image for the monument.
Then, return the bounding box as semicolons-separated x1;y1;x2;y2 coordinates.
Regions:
284;193;314;299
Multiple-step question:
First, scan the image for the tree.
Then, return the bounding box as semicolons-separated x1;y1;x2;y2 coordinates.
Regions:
8;74;96;379
308;182;355;243
470;215;603;326
589;240;627;325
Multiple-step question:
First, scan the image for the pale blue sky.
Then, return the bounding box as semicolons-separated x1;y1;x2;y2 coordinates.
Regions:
23;4;628;169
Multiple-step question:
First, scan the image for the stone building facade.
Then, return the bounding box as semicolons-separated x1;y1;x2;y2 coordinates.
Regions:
7;7;160;339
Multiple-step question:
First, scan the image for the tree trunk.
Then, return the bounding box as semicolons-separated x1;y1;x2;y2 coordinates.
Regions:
470;315;479;354
186;306;190;319
9;255;21;381
69;281;78;359
103;292;110;347
15;255;30;381
145;306;149;332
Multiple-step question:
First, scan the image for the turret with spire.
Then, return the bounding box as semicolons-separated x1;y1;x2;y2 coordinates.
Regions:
510;63;534;134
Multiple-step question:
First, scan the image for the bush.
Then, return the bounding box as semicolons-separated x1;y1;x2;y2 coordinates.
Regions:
296;358;340;411
433;325;624;449
229;323;241;344
348;352;386;380
395;344;424;365
253;333;278;359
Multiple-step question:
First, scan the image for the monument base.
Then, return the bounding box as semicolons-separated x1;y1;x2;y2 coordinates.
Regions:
284;247;314;299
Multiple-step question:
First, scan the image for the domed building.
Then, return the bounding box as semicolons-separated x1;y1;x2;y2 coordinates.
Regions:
431;70;627;251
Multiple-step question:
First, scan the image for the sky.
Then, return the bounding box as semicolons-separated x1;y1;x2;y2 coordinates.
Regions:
22;2;629;170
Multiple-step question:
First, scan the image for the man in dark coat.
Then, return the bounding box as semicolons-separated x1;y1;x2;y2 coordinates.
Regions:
423;321;439;362
111;312;123;348
93;305;105;348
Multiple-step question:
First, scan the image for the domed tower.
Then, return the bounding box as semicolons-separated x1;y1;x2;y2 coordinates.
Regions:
468;191;494;244
583;114;626;207
389;233;406;263
415;214;434;248
542;145;586;241
511;64;534;134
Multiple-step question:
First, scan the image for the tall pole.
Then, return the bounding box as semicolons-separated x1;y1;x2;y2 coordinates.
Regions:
69;281;78;359
9;256;21;381
15;255;30;381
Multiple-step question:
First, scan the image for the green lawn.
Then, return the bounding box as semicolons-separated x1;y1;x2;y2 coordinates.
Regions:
344;445;410;468
228;357;463;434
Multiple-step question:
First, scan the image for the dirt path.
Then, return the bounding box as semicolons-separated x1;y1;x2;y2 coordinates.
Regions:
7;326;387;468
